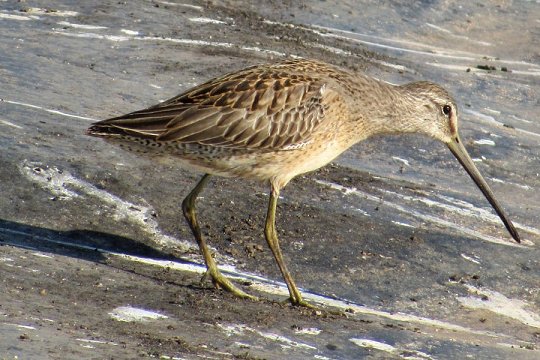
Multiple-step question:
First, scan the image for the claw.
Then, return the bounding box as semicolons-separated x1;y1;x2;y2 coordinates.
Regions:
203;267;258;301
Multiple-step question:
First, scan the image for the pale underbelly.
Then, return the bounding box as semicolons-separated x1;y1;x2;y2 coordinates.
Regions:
107;136;348;187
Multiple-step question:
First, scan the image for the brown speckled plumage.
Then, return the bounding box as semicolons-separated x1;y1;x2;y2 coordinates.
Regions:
88;58;520;307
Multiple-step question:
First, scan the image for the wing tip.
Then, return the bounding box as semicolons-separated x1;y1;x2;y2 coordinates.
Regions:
86;123;117;137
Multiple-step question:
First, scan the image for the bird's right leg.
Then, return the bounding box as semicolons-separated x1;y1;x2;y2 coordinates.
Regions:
182;174;256;300
264;185;316;308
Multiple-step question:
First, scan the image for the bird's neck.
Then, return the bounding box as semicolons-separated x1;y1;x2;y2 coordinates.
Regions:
347;77;420;139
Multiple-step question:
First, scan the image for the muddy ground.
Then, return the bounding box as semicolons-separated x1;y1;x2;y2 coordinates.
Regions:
1;1;539;359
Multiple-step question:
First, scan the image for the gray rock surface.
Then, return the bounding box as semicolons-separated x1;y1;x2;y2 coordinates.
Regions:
1;1;538;359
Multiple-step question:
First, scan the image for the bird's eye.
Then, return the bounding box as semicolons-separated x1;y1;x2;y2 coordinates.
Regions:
442;105;452;116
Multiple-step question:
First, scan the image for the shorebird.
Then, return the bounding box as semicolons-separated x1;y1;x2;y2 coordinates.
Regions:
87;59;520;307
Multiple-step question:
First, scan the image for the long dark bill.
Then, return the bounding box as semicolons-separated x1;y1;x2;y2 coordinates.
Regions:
447;136;520;243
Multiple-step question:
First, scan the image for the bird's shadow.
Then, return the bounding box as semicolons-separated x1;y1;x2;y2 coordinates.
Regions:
0;218;184;265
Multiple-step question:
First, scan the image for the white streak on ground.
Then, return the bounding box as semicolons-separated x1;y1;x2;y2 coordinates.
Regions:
315;180;530;247
216;323;317;350
238;45;287;57
19;161;190;250
246;282;508;338
458;284;540;329
116;254;205;274
463;108;540;138
115;253;274;285
516;127;540;139
460;253;481;264
293;327;322;335
311;28;476;61
264;20;540;82
109;306;168;322
189;17;226;25
262;19;296;28
1;99;95;121
0;119;23;129
473;139;496;146
490;177;530;191
373;60;410;71
155;1;204;11
510;69;540;76
425;23;492;46
306;23;540;69
308;42;352;56
31;252;53;259
0;226;197;271
51;31;130;42
426;192;538;237
120;29;139;35
20;163;80;200
491;59;540;67
4;323;37;330
425;23;452;34
57;21;107;30
352;207;371;217
392;156;410;166
233;341;252;348
308;23;456;50
350;338;434;359
508;114;532;124
76;338;118;346
391;220;415;228
425;62;471;72
299;24;477;61
350;338;396;352
388;188;538;238
18;8;79;17
0;12;39;21
484;108;501;115
52;30;290;57
255;330;317;350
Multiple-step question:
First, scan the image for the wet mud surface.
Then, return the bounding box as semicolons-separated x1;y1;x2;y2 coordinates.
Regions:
1;1;539;359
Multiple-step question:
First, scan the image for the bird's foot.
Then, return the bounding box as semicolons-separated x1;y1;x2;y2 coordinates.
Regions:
283;296;347;316
200;269;258;301
280;294;319;310
289;298;318;309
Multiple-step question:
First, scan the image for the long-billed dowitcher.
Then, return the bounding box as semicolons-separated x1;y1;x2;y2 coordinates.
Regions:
87;59;520;307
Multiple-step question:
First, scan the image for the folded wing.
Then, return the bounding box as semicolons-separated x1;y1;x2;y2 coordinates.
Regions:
88;64;335;151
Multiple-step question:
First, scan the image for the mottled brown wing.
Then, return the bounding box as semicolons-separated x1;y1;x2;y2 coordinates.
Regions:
90;65;334;151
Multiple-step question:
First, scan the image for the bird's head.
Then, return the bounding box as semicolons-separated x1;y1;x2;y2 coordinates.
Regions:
397;81;520;243
398;81;459;143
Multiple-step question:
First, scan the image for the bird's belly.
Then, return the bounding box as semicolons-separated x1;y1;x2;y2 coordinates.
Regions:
203;139;348;187
108;136;347;186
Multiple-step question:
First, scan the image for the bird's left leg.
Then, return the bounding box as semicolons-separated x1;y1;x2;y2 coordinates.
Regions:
182;174;256;300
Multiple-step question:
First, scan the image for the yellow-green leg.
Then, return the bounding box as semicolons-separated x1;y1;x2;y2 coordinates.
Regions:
182;174;256;300
264;185;315;308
